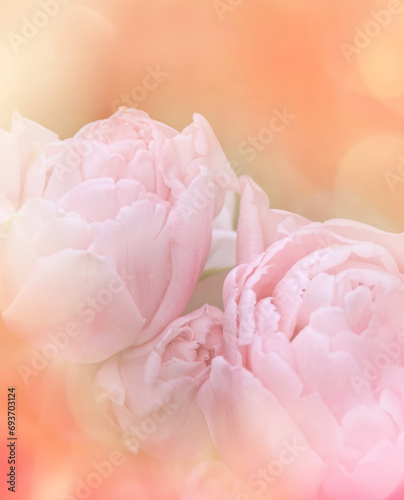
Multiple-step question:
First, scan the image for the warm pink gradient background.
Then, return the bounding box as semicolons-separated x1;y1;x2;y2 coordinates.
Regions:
1;0;404;498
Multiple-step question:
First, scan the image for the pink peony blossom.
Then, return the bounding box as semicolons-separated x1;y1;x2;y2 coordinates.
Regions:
94;305;224;459
198;178;404;500
0;109;238;362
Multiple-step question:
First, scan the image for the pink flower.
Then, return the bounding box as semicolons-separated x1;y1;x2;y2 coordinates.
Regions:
94;305;224;459
198;178;404;500
185;191;237;314
0;109;238;362
0;112;62;223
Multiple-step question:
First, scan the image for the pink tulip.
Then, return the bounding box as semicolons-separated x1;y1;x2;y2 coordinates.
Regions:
0;109;238;362
199;178;404;500
0;112;62;224
94;305;223;459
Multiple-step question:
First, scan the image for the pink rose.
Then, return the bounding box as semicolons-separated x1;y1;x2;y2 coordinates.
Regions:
198;179;404;500
94;305;223;459
0;109;238;362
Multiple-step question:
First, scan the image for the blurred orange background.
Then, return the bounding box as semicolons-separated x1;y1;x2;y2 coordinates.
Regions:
1;0;404;498
1;0;404;229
